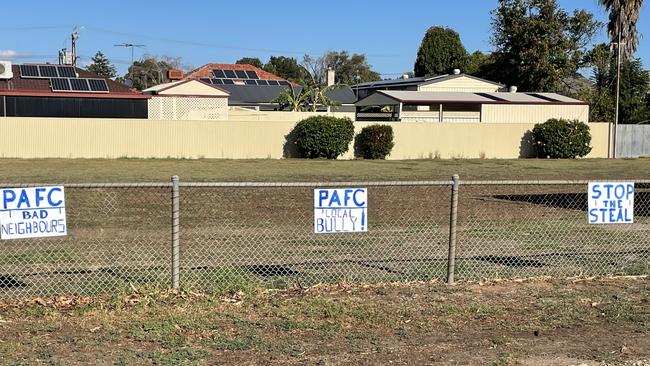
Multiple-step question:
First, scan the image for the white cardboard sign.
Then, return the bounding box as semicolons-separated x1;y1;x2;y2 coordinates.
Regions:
0;186;67;239
314;188;367;233
588;182;634;224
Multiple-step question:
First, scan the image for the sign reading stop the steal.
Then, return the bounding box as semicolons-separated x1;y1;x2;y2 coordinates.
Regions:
0;186;67;239
588;182;634;224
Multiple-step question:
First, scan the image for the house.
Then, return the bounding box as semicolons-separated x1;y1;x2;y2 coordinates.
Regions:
143;79;229;120
184;63;356;111
0;61;148;118
355;90;589;123
351;70;506;100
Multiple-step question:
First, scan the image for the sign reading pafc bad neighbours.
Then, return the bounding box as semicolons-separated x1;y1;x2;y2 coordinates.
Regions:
0;186;67;239
588;182;634;224
314;188;367;233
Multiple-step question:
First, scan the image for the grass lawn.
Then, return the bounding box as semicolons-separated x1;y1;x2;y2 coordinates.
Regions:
0;277;648;365
0;158;649;182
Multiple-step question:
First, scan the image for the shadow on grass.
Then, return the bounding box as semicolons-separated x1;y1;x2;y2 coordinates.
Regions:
246;265;301;277
0;275;27;288
475;255;545;267
492;191;650;216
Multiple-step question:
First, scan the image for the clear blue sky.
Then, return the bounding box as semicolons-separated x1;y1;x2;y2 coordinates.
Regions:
1;0;648;78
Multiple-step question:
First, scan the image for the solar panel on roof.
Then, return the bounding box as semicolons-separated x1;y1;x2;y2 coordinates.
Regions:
244;79;257;85
40;65;59;77
70;78;90;91
222;79;235;85
278;80;290;86
267;80;280;86
57;66;76;78
19;65;39;77
212;69;226;78
245;70;258;79
223;70;237;79
211;78;224;85
50;78;71;91
199;78;212;84
256;80;269;86
88;79;109;92
234;70;248;79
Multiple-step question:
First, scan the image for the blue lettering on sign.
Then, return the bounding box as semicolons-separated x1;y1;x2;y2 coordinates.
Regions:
315;188;368;233
0;219;66;236
317;188;367;208
0;186;67;240
588;182;634;224
1;187;64;211
3;190;16;210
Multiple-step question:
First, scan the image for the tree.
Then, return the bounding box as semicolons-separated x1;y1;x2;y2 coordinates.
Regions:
464;51;489;76
86;51;117;79
599;0;644;60
305;84;342;112
612;58;650;123
414;26;468;77
272;86;310;111
264;56;307;83
301;54;328;85
126;54;179;90
322;51;381;84
576;43;650;123
236;57;263;68
300;54;348;111
489;0;600;92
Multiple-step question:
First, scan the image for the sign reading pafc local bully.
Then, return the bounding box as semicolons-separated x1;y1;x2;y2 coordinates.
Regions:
314;188;367;233
0;186;67;240
588;182;634;224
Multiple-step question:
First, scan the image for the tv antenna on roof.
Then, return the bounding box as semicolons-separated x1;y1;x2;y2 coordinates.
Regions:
114;43;146;80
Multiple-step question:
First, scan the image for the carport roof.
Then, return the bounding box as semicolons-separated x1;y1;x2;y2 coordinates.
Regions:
355;90;587;106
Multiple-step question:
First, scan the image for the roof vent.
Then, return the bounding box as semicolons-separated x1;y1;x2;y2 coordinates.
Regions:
402;73;409;79
509;86;518;93
453;69;461;75
0;61;13;80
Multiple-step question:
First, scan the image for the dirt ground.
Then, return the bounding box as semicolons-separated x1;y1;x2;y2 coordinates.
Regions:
0;276;648;365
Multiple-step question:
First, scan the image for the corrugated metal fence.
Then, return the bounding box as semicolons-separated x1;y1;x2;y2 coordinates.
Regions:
617;124;650;158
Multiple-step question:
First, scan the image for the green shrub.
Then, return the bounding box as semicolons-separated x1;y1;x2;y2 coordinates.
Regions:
354;124;395;159
531;119;592;158
289;116;355;159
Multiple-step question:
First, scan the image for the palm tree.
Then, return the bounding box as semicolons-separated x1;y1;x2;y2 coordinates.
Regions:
600;0;644;59
272;86;310;111
306;84;342;112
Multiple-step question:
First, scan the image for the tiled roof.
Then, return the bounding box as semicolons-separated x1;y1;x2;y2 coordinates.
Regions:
0;64;142;98
185;63;285;81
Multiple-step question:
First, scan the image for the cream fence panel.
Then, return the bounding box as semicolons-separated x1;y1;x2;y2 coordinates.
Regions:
0;118;610;159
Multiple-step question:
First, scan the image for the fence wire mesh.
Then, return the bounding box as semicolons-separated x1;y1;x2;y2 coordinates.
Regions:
179;183;452;291
0;185;171;298
454;182;650;280
0;179;648;299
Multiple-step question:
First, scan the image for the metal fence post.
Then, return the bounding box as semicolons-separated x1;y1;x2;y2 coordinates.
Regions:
447;174;460;284
171;175;180;289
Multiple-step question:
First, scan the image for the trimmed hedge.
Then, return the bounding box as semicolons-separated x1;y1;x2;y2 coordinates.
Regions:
354;124;395;159
290;116;355;159
531;118;592;159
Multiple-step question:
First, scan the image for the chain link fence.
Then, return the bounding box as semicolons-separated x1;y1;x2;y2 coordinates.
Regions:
0;178;648;298
455;181;650;280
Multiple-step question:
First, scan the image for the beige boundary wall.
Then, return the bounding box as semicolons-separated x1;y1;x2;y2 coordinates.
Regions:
0;117;610;159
